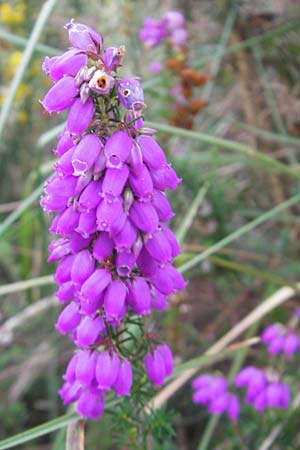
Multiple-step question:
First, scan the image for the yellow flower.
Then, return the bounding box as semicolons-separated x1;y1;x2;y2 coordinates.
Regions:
17;111;28;123
0;2;25;25
15;83;32;100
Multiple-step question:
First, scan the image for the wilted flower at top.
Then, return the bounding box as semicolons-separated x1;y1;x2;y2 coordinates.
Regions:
41;19;185;420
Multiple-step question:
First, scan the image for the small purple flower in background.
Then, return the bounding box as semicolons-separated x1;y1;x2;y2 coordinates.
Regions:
140;10;187;49
40;19;185;420
261;319;299;356
235;366;290;412
192;374;239;421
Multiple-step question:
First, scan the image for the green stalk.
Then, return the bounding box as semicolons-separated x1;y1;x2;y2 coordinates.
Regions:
0;0;58;139
176;183;209;245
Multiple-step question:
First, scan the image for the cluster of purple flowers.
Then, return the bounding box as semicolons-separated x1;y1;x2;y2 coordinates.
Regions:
261;322;299;356
235;366;290;412
192;374;239;420
41;19;186;420
140;10;187;49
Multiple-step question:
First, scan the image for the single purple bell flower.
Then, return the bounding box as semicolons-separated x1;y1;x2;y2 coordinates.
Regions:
129;164;153;199
128;142;143;176
104;280;127;326
93;232;114;261
113;219;138;252
76;387;105;420
283;332;298;355
40;194;69;213
67;97;94;135
42;48;87;82
55;301;81;334
129;200;159;234
63;352;79;383
54;254;75;284
150;287;168;311
104;131;133;169
95;350;120;390
48;238;70;262
76;316;105;347
56;281;75;303
55;129;74;156
88;70;115;95
113;358;133;396
144;348;166;386
45;174;77;198
96;198;125;233
80;268;112;302
137;247;158;277
78;179;103;212
102;165;129;199
116;77;144;111
149;266;175;296
54;147;76;177
157;344;173;376
162;225;180;258
127;277;151;316
76;209;97;238
40;76;78;113
59;380;82;405
75;350;97;385
66;20;103;53
137;135;167;170
70;249;95;286
145;229;172;264
150;164;182;191
103;46;126;71
261;323;281;343
72;133;102;176
116;251;136;277
152;190;174;222
268;335;285;355
69;232;92;253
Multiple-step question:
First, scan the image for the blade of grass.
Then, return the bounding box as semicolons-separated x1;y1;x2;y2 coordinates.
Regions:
0;0;58;139
252;45;297;165
179;191;300;274
202;1;238;101
0;26;60;56
0;413;78;450
176;183;209;245
144;121;300;179
0;275;54;296
0;182;44;238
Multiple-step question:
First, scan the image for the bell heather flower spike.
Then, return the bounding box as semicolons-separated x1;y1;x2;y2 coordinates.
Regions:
192;374;239;421
41;20;186;420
